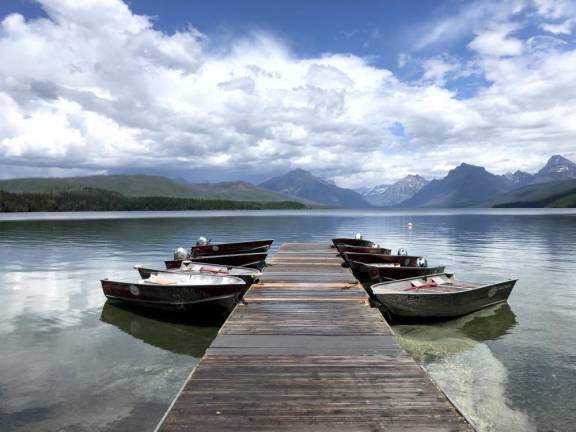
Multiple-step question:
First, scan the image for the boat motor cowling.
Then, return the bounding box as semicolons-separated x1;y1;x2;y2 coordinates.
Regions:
196;236;210;246
174;247;188;260
397;248;408;256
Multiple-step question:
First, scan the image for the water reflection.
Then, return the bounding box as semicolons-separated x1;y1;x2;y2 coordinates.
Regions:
1;210;576;432
100;302;222;357
393;304;532;432
394;303;518;363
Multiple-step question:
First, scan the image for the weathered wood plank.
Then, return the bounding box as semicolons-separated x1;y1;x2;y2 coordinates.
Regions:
220;301;393;335
207;335;401;355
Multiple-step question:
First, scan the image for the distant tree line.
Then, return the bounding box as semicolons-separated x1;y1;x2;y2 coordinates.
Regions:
0;188;306;212
493;187;576;208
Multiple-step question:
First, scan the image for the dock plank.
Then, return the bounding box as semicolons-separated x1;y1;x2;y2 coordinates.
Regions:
156;243;473;432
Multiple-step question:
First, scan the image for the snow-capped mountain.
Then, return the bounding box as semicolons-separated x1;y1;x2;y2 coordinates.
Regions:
505;170;534;187
354;186;372;195
534;155;576;183
401;164;512;208
363;175;428;207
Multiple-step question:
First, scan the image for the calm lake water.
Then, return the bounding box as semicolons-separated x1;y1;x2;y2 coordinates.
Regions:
1;209;575;431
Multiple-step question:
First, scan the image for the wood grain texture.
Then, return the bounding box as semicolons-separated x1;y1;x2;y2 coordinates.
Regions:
156;243;474;432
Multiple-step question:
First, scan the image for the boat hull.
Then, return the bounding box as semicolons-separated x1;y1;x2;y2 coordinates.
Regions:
343;253;421;265
331;238;375;249
136;265;260;285
191;239;273;257
337;245;392;256
374;280;516;319
165;252;268;270
349;261;446;285
346;255;439;283
100;279;245;310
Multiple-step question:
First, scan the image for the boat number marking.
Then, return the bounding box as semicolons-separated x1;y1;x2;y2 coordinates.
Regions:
488;287;497;297
129;285;140;296
212;245;219;252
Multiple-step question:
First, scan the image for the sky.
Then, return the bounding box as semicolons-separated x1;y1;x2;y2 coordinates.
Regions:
0;0;575;188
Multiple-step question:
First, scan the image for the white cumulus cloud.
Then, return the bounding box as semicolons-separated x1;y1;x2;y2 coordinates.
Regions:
0;0;575;188
468;23;525;57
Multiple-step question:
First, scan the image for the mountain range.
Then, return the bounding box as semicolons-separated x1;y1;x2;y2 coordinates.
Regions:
255;155;576;208
399;155;576;208
400;163;512;208
0;175;300;203
504;155;576;187
491;179;576;208
1;154;575;209
259;168;370;208
362;175;429;207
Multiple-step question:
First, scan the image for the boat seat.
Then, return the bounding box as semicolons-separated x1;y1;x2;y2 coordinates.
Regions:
144;275;177;285
430;276;446;285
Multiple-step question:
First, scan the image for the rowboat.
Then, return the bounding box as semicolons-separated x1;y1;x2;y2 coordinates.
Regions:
371;273;517;319
351;260;446;285
100;273;246;310
165;252;268;270
342;252;416;265
337;245;392;258
344;252;444;283
332;237;376;249
191;239;273;257
135;261;262;284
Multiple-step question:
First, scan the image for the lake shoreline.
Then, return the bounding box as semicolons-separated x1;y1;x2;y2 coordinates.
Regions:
1;207;576;222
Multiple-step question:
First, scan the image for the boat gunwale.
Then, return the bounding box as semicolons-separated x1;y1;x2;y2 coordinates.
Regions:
100;274;247;287
135;264;262;277
194;239;274;247
191;239;274;255
371;273;518;296
351;260;446;270
182;251;269;259
343;252;425;260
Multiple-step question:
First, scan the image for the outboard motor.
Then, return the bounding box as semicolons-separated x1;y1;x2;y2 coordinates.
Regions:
196;236;209;246
174;247;188;260
397;248;408;256
416;257;428;267
355;232;363;240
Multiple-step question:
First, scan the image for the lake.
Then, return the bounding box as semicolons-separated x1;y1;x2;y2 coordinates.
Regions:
1;209;575;431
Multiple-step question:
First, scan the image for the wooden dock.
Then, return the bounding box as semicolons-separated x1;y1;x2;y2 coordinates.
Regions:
156;243;474;431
